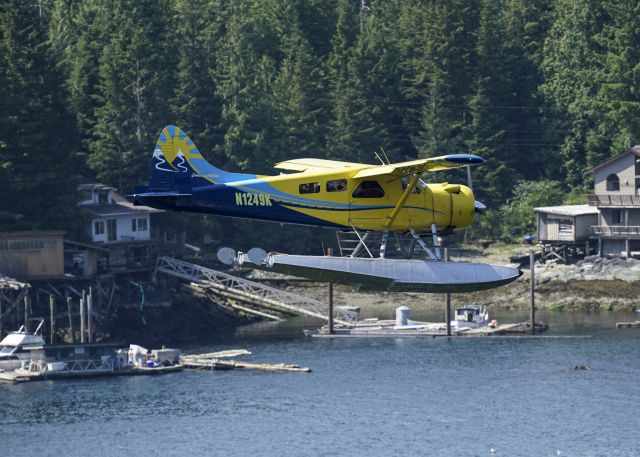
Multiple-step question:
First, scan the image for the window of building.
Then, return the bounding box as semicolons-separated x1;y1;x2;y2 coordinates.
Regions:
612;209;624;224
95;221;105;235
97;190;109;204
352;181;385;198
606;173;620;191
132;219;137;232
137;218;148;231
326;179;347;192
299;182;320;194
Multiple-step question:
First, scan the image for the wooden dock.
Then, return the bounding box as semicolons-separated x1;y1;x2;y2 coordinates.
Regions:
616;320;640;328
0;364;183;384
308;321;549;338
181;350;311;373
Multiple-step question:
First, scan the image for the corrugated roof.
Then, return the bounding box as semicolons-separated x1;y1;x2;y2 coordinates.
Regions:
533;204;599;216
84;200;161;217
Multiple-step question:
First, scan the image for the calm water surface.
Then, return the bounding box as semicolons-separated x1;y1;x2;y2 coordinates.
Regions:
1;309;639;457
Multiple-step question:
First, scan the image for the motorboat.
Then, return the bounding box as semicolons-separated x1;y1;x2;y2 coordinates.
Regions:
0;319;46;372
452;305;489;329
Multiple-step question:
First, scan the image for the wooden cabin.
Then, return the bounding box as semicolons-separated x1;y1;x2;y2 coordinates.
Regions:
535;205;599;243
0;231;65;280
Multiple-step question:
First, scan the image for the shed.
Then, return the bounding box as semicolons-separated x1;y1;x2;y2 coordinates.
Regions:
534;205;599;243
0;231;65;279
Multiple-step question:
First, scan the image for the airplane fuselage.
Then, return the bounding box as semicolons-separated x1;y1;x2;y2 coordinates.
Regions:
134;125;479;233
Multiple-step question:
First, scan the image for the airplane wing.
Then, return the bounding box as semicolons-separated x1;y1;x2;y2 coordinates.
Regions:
352;154;483;179
274;158;366;172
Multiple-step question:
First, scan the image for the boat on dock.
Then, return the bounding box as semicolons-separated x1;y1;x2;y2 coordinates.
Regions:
0;342;182;384
0;319;46;372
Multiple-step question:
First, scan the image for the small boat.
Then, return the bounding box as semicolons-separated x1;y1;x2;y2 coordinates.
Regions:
0;320;46;372
451;305;489;329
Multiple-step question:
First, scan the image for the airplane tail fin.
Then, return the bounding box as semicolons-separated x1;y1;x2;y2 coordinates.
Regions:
146;125;255;191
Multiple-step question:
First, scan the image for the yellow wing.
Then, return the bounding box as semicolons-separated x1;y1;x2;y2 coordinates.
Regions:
274;158;367;173
352;154;484;179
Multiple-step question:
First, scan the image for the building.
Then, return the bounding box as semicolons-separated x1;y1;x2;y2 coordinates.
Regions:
534;205;599;262
0;231;65;279
588;146;640;257
535;145;640;260
78;182;161;245
78;180;184;272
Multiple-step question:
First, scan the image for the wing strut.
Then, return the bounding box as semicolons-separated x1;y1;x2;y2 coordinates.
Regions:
384;173;421;229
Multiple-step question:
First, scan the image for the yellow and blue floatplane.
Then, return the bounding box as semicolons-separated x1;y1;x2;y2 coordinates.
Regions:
134;126;521;292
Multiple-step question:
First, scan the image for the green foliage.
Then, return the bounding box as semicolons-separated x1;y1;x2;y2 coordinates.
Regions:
498;180;565;241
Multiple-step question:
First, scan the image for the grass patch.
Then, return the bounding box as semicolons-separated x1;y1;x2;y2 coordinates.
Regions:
548;303;566;312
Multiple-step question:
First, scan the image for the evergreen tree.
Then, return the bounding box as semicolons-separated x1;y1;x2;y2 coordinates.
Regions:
541;0;610;187
0;0;78;230
89;0;174;190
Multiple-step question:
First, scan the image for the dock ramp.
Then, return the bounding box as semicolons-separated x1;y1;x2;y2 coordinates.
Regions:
155;257;354;325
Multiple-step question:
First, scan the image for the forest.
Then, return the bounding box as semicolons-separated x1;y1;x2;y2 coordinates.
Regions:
1;0;639;249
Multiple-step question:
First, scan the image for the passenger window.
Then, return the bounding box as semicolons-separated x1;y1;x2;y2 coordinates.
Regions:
326;179;347;192
352;181;385;198
299;182;320;194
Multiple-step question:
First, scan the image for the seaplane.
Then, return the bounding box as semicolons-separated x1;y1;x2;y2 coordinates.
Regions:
133;125;521;292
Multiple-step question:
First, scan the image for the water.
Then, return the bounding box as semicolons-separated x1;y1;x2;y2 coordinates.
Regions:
2;311;640;457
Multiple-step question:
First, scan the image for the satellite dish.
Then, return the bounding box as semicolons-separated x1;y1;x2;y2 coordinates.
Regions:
247;247;268;265
217;247;236;266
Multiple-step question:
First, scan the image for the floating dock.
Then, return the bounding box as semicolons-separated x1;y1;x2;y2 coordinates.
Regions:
181;350;311;373
616;320;640;328
306;320;548;338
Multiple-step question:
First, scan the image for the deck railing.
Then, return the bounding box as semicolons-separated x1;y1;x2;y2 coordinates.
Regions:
590;225;640;238
588;194;640;206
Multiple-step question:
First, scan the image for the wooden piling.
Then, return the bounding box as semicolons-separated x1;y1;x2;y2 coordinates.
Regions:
530;250;536;335
444;248;451;336
23;294;30;326
49;295;56;344
88;287;93;343
327;247;334;335
80;291;85;344
67;296;75;343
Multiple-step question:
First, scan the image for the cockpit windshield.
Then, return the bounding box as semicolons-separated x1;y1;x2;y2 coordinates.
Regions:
0;345;16;355
400;177;425;194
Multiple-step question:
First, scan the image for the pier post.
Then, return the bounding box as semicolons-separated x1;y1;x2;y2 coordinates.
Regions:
67;295;75;343
88;287;93;343
23;294;30;326
327;248;334;335
80;291;86;344
530;250;536;335
49;295;56;344
444;248;451;336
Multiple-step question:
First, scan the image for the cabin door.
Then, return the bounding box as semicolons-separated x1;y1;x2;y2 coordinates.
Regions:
107;219;117;242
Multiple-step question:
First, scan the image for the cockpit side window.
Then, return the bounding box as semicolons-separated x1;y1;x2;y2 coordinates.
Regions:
326;179;347;192
352;181;385;198
299;182;320;194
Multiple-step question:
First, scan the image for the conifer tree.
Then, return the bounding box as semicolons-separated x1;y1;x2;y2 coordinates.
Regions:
0;0;77;230
89;0;173;190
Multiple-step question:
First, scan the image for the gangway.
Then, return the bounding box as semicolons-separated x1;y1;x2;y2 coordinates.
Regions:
154;256;355;325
